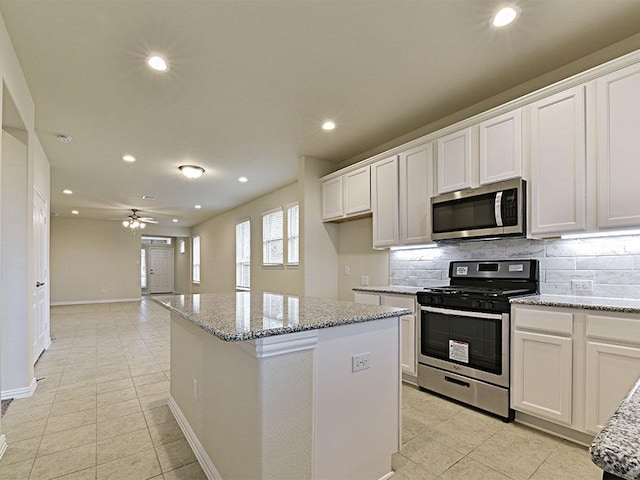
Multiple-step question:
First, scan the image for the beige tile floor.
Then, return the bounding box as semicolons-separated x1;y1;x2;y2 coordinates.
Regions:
0;298;603;480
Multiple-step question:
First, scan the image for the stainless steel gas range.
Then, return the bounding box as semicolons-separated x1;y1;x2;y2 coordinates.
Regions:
416;259;539;421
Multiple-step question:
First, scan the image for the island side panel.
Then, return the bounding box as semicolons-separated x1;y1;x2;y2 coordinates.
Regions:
170;313;262;479
259;349;314;479
314;316;401;480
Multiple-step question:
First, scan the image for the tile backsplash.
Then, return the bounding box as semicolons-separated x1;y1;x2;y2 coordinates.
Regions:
390;235;640;299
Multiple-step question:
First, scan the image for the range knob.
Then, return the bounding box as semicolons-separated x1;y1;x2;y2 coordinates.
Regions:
471;299;482;309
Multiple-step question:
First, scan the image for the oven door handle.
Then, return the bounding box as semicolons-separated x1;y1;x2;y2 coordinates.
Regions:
420;305;503;320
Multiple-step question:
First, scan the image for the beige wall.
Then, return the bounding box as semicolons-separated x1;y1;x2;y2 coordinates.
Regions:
192;183;301;295
336;216;389;301
174;237;191;294
50;217;143;304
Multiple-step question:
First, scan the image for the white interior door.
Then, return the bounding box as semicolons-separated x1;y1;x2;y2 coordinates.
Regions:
33;188;49;363
149;247;174;294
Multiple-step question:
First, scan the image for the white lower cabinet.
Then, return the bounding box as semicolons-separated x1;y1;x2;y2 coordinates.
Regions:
353;291;417;377
512;305;640;437
512;330;573;425
584;312;640;434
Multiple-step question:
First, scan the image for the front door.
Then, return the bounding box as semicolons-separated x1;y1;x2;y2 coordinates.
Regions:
33;188;49;362
149;247;174;294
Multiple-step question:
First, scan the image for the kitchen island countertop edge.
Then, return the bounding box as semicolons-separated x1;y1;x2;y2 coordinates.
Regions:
152;292;410;342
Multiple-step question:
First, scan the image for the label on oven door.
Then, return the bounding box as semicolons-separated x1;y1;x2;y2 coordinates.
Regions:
449;340;469;363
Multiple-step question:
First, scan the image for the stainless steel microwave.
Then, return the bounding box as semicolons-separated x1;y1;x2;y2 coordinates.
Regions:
431;178;526;241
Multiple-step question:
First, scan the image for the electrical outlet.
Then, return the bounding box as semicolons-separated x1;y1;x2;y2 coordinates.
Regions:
193;378;199;400
571;280;593;292
352;352;371;372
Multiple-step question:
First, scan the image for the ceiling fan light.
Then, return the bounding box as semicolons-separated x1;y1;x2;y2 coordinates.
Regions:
122;220;129;227
140;222;146;229
179;165;205;179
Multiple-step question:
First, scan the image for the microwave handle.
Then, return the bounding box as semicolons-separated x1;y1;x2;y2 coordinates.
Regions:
495;191;503;227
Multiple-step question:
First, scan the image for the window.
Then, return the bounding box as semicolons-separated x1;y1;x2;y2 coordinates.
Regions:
262;208;283;265
236;220;251;289
141;236;172;245
287;203;299;265
140;249;147;289
192;235;201;283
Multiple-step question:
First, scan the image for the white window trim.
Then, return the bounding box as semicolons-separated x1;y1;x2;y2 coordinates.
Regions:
286;202;300;266
192;235;201;284
262;207;284;266
236;218;251;290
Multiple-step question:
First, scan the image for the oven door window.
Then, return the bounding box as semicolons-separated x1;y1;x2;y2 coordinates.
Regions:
421;310;502;375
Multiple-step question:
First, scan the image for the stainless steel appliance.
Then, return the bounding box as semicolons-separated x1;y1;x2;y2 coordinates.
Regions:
431;178;526;241
416;259;539;421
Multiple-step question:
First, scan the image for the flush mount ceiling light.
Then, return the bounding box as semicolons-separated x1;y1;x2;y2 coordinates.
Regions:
194;205;202;209
71;210;79;215
62;189;73;195
322;120;336;131
238;176;248;183
491;6;520;28
172;218;179;223
56;134;73;143
146;55;169;72
179;165;205;179
122;154;136;163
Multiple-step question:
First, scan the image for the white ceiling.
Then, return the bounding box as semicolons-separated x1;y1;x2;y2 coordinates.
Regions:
1;1;640;228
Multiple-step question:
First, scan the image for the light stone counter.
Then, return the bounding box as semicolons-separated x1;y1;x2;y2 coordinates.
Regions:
510;294;640;314
352;285;422;296
152;291;410;341
590;376;640;479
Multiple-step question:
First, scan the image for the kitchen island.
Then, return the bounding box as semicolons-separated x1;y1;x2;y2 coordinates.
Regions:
153;292;407;480
590;376;640;480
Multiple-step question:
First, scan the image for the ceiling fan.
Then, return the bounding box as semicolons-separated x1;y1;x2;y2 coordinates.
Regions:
122;209;158;230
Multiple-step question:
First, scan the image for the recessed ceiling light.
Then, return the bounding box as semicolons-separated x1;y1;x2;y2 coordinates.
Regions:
71;210;79;215
322;120;336;131
194;205;202;209
62;189;73;195
238;177;248;183
123;154;136;162
147;55;169;72
141;195;156;200
491;6;520;28
56;134;73;143
172;219;179;223
179;165;205;179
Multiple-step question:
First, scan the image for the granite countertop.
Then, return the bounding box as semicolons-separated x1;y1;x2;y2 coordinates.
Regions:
590;377;640;479
353;285;422;295
152;292;410;342
510;294;640;314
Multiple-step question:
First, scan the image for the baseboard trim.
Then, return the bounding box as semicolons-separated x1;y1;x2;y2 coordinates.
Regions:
1;377;37;400
168;396;222;480
50;297;142;306
0;434;7;461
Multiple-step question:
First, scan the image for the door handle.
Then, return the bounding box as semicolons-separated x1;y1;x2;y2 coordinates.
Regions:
36;281;45;288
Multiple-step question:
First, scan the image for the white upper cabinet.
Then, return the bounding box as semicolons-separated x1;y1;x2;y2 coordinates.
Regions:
322;165;371;222
479;109;523;184
398;143;434;245
436;126;478;194
322;176;343;221
597;63;640;229
371;155;400;248
343;166;371;216
528;84;590;236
